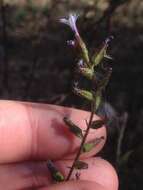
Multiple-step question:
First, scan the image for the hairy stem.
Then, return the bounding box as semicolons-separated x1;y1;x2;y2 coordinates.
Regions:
66;101;95;181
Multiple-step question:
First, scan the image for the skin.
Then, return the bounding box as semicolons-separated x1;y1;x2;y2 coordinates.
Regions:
0;100;118;190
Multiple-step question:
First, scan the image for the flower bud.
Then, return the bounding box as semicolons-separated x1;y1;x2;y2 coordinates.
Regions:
92;36;113;68
76;35;90;67
60;13;79;36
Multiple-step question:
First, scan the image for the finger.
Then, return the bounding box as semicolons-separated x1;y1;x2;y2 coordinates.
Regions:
0;162;51;190
0;100;106;163
0;158;118;190
40;180;106;190
55;157;118;190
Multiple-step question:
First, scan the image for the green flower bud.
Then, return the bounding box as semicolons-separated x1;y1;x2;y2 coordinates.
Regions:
92;36;113;68
76;35;90;67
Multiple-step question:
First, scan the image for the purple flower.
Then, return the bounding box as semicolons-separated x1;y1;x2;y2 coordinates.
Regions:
60;13;79;36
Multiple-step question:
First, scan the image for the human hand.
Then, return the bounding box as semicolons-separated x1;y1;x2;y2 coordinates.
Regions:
0;100;118;190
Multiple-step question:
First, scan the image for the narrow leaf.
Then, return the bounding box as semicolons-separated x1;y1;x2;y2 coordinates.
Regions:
82;136;105;153
74;87;93;101
63;117;83;139
47;160;65;182
74;160;88;170
90;119;105;129
82;142;94;153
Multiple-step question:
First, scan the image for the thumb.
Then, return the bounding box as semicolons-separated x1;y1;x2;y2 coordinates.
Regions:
40;180;106;190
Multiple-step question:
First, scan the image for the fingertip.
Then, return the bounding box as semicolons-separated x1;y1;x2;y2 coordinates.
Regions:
94;158;119;190
55;157;119;190
39;180;105;190
79;157;119;190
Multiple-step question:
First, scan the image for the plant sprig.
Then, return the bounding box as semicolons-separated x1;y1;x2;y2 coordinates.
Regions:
48;13;113;182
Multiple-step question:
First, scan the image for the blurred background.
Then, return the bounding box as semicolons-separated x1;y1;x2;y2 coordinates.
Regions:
0;0;143;189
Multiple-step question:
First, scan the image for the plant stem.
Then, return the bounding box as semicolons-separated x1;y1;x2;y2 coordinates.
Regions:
66;101;95;181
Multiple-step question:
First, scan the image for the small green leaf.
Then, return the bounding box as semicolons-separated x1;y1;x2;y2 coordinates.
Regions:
74;160;88;170
90;119;105;129
82;142;94;153
82;136;104;153
47;160;65;182
74;88;93;101
63;117;83;139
